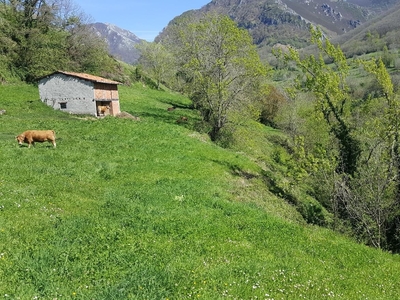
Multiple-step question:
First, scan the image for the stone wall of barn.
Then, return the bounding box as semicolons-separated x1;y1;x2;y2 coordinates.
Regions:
39;74;96;115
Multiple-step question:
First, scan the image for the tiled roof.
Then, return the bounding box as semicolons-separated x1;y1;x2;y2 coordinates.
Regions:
43;71;121;85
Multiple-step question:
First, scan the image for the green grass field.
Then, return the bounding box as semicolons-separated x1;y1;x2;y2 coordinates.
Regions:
1;83;400;299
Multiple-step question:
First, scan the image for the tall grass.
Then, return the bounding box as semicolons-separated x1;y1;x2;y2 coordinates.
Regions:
1;83;400;299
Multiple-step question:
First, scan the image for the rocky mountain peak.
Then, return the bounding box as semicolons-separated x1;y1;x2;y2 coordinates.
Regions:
90;22;143;64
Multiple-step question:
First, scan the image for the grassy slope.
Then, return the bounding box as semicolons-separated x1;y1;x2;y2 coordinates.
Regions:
0;83;400;299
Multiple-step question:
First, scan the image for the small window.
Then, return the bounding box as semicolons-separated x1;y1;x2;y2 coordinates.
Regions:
60;102;67;109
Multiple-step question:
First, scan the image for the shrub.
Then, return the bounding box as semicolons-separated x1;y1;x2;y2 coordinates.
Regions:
258;85;287;127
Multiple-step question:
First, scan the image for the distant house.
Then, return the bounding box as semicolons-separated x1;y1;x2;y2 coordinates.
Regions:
38;71;121;117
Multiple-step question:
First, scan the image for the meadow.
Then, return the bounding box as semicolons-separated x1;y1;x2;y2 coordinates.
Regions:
1;83;400;299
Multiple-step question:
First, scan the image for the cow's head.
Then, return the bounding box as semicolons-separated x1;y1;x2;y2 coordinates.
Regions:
15;134;25;145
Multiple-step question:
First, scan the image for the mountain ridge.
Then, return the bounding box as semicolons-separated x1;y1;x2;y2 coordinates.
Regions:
90;22;143;64
156;0;400;60
90;1;400;64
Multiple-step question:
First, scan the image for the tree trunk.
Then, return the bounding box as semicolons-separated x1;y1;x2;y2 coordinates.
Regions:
209;125;221;141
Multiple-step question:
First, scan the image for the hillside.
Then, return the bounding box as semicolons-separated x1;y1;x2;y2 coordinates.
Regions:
157;0;400;61
1;83;400;298
332;2;400;57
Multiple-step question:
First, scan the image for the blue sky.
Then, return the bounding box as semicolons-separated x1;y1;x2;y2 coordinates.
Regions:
77;0;210;41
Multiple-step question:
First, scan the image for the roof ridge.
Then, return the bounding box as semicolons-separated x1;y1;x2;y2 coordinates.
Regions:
40;71;121;85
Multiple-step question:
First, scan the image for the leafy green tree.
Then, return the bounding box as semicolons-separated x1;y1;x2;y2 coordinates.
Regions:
281;26;361;177
65;21;114;74
278;27;400;251
0;4;18;81
0;0;61;80
0;0;116;81
136;41;174;89
381;45;394;68
358;57;400;250
257;84;286;127
360;58;398;188
342;145;397;249
165;13;267;141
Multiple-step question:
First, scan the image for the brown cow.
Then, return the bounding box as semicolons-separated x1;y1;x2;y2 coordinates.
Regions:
176;116;188;123
97;105;110;116
15;130;56;148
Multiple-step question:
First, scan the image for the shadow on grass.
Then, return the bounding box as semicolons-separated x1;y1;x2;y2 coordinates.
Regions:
211;158;259;180
127;107;200;129
262;173;298;206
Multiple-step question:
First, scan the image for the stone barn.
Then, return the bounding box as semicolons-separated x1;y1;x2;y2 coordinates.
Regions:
38;71;121;117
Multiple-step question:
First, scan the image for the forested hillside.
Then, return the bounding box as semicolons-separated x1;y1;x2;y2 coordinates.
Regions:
158;0;400;61
332;3;400;58
0;0;124;83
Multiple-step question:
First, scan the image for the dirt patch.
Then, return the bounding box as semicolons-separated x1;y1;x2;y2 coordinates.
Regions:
116;111;141;121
